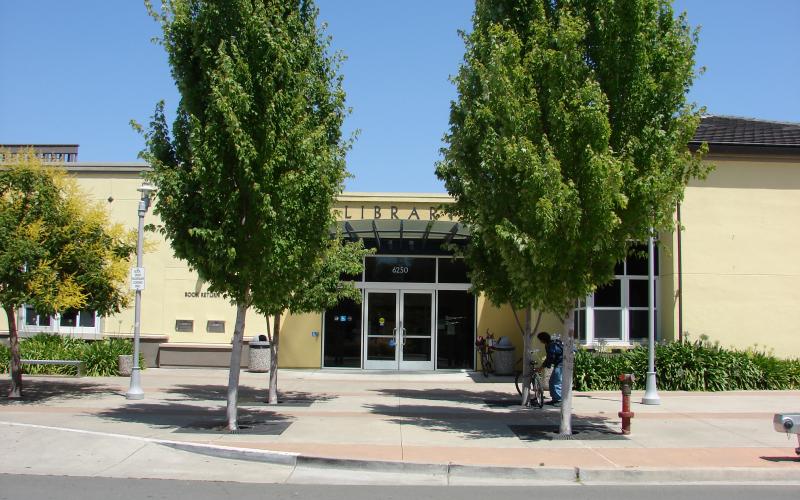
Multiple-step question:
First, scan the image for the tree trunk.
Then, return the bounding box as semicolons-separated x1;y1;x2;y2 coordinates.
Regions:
559;310;576;435
5;305;22;399
267;313;281;404
226;301;248;431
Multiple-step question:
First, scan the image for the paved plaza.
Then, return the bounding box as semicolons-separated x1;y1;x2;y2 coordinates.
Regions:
1;368;799;484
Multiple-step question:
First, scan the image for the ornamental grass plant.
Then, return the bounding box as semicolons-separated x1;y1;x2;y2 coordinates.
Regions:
0;334;139;376
574;337;800;391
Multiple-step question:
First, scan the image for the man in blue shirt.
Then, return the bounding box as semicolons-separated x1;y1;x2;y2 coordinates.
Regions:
537;331;563;407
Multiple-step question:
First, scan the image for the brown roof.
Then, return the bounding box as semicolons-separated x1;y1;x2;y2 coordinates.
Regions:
692;116;800;148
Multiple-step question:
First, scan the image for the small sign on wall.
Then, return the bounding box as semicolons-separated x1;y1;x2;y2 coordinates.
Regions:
206;320;225;333
175;319;194;332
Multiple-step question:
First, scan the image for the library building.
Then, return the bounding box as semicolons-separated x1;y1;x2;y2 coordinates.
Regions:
2;116;799;368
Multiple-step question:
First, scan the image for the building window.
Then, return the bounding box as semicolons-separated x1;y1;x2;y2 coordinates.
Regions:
24;307;52;328
59;309;97;328
20;307;99;337
577;244;658;346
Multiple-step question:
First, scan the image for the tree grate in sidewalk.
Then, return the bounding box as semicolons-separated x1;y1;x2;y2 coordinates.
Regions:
509;423;627;441
174;419;292;435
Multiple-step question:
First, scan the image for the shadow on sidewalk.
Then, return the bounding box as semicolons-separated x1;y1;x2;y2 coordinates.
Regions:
760;455;800;463
95;401;293;434
373;387;518;404
466;373;517;384
366;399;621;440
161;384;336;406
0;379;112;404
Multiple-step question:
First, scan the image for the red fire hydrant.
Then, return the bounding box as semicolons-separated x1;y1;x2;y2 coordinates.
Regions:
618;373;635;435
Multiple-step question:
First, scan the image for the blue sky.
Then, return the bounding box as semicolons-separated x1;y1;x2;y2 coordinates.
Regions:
1;1;798;193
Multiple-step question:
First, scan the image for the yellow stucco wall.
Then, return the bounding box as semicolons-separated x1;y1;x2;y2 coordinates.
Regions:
4;155;799;362
278;312;323;368
98;171;271;344
678;155;800;357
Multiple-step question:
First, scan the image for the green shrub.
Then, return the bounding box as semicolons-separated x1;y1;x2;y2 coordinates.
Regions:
574;339;800;391
81;337;136;376
0;344;9;372
0;334;141;376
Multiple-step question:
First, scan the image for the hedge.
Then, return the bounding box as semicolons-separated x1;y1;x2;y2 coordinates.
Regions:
573;339;800;391
0;334;141;376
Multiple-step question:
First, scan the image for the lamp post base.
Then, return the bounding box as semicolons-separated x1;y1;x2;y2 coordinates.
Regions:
126;368;144;400
641;371;661;405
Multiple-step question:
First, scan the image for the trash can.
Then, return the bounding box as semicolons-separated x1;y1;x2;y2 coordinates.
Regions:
118;355;133;376
492;336;515;375
248;338;271;373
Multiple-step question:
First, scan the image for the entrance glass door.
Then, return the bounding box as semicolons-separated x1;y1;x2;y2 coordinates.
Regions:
399;291;434;370
365;291;398;369
364;290;434;370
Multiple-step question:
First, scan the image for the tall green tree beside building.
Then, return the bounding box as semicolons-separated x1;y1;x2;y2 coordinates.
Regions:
437;0;706;434
0;149;135;398
140;0;358;428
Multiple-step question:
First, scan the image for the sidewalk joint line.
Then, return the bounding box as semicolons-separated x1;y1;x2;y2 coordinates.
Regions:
92;441;150;476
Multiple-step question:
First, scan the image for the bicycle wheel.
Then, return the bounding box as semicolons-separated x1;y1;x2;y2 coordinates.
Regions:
532;375;545;409
514;372;523;395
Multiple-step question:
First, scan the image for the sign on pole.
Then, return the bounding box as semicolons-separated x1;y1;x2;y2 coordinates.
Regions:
130;267;146;291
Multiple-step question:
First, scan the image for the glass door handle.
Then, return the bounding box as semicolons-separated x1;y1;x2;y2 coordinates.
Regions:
401;327;406;346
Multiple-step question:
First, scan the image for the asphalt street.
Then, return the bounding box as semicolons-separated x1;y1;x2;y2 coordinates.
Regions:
1;474;799;500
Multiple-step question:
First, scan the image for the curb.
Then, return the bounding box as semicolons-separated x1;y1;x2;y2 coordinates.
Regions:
3;421;799;485
161;438;800;485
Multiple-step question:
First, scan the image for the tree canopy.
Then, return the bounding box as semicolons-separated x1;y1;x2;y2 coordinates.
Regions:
141;0;351;314
437;0;707;432
139;0;360;424
438;0;706;321
0;149;135;397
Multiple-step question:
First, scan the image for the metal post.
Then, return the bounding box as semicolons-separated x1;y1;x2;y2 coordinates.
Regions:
127;184;152;400
642;233;661;405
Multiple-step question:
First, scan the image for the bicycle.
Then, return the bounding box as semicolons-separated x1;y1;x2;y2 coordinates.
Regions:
514;357;545;409
475;332;495;377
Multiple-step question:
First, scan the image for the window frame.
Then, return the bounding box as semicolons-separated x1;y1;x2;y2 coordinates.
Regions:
577;247;659;347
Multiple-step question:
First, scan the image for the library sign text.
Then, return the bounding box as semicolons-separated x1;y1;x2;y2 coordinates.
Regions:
339;205;452;220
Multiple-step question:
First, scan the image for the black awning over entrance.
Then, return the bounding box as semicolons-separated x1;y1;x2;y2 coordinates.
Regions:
332;219;470;255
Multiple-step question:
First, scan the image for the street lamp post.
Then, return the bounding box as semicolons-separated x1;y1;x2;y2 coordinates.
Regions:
642;233;661;405
126;181;155;400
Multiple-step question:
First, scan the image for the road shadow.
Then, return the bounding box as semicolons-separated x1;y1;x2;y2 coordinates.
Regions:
163;384;336;406
0;378;115;404
95;401;293;435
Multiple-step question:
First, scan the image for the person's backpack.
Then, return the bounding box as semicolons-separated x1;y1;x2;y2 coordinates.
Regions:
551;339;564;365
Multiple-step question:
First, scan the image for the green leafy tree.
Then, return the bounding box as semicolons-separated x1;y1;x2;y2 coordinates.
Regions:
437;0;706;434
140;0;356;428
0;149;135;398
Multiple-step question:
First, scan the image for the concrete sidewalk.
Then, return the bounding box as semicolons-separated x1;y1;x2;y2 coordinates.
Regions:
1;368;799;484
